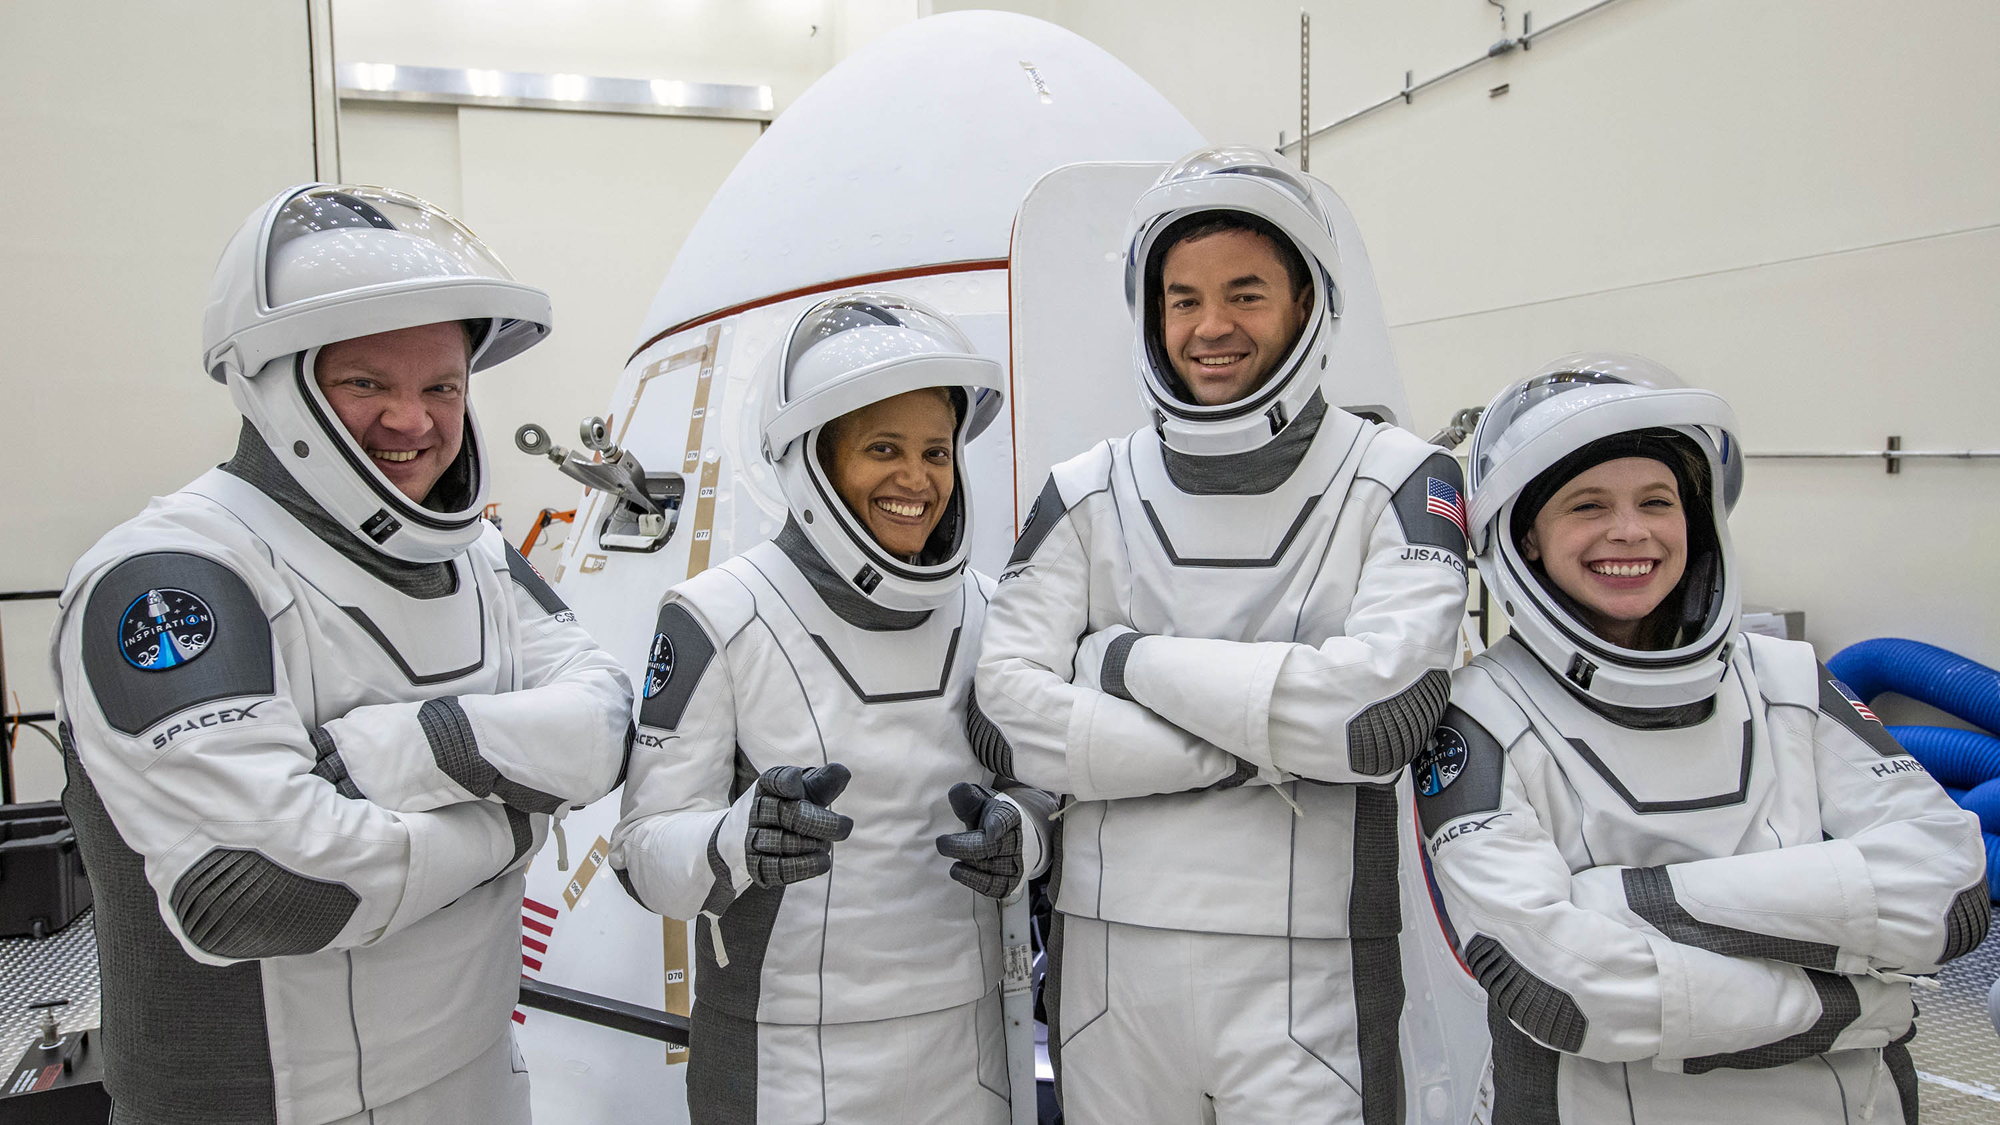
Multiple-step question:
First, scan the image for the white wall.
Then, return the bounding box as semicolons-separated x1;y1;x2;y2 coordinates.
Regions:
948;0;2000;691
0;2;320;800
1306;0;2000;682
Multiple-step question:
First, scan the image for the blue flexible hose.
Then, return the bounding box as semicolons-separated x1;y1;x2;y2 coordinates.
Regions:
1963;779;2000;836
1828;638;2000;736
1987;833;2000;900
1885;725;2000;790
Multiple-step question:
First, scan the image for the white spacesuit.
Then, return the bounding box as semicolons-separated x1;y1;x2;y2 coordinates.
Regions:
1417;353;1990;1124
49;185;633;1125
611;293;1053;1125
975;148;1468;1124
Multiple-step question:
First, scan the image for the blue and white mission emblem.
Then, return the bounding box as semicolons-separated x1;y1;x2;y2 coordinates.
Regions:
644;632;675;699
1414;726;1468;797
119;588;216;671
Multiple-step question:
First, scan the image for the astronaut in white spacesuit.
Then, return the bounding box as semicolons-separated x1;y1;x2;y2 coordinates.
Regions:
1416;352;1990;1124
974;147;1469;1124
611;292;1055;1125
49;184;634;1125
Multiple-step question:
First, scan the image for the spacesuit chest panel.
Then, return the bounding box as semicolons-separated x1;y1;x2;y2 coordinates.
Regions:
184;470;504;724
1114;409;1373;640
1483;640;1807;867
705;545;996;1024
732;542;973;702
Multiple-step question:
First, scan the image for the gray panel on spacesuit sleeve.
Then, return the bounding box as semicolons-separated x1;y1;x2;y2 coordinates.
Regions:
1098;631;1147;702
81;552;275;736
1621;865;1839;970
1681;971;1859;1074
640;603;717;730
418;697;564;814
169;848;360;959
307;726;364;800
1347;669;1450;776
964;691;1016;778
1941;882;1993;963
1463;934;1589;1054
1413;706;1506;836
1007;476;1068;568
1386;453;1469;558
1816;667;1910;759
504;542;571;617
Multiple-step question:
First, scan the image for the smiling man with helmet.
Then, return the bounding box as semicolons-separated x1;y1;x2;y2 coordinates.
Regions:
611;293;1054;1124
49;184;634;1125
1417;352;1987;1123
975;147;1469;1123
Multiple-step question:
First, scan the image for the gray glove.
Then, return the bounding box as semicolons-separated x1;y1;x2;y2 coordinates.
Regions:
935;782;1024;899
746;763;854;888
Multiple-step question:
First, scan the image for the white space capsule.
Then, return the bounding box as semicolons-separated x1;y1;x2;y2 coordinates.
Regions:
515;11;1486;1124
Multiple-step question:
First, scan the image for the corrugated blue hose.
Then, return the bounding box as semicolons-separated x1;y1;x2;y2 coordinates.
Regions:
1831;639;2000;901
1884;725;2000;789
1828;638;2000;735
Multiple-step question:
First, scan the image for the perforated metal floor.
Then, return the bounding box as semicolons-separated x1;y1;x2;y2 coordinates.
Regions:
0;905;1995;1120
0;907;99;1068
1908;923;2000;1123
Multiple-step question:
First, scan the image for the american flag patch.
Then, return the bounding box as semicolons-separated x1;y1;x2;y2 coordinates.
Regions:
1832;679;1880;723
516;896;561;1024
1426;477;1469;538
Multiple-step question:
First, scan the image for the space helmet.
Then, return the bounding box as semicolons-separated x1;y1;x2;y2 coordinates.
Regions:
758;292;1005;612
1123;145;1342;456
201;183;553;563
1466;351;1745;708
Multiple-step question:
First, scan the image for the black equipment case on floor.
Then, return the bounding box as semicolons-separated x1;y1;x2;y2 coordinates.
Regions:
0;802;90;939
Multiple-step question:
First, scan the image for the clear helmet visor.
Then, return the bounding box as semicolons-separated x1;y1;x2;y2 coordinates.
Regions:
262;186;515;312
1468;352;1719;492
783;294;974;391
767;292;1004;453
1152;145;1331;230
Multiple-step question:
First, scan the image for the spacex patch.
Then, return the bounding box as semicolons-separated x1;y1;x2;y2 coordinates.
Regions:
120;588;216;671
644;632;675;700
1414;726;1468;797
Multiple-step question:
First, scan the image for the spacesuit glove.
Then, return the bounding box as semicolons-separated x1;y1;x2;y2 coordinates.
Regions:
935;782;1024;899
745;763;854;888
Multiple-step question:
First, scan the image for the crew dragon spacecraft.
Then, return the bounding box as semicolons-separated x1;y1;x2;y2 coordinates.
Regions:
514;11;1487;1124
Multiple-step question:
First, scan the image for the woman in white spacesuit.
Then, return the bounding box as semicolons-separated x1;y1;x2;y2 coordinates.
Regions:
1416;352;1989;1124
611;292;1053;1125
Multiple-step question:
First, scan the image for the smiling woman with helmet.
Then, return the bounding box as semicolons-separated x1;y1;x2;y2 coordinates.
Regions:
1416;352;1989;1124
611;292;1054;1125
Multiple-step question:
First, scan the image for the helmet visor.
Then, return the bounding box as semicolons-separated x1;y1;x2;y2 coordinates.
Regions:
781;294;973;398
262;186;515;312
1153;146;1330;231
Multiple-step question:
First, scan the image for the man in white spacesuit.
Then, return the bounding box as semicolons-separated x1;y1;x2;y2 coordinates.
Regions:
975;147;1469;1124
50;184;634;1125
1417;353;1989;1123
611;293;1055;1125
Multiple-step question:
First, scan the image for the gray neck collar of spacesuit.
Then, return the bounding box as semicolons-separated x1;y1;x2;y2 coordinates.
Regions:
1160;390;1329;495
222;419;459;600
1506;632;1717;730
774;517;932;632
